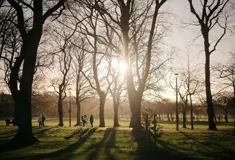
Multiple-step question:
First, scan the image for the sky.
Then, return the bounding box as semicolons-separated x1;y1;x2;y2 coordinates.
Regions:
157;0;235;100
166;0;234;66
0;0;234;101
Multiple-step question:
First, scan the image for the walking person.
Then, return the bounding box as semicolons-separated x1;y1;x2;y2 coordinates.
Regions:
41;114;46;126
90;114;94;127
38;114;43;127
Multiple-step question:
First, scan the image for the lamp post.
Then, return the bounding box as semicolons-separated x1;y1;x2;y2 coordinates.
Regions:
233;96;235;136
68;88;72;127
175;73;179;131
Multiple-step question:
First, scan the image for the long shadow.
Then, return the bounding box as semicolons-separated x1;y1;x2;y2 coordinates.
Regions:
104;128;117;160
87;128;113;160
20;127;97;160
0;127;56;151
64;128;83;140
132;129;197;160
63;128;121;160
34;127;56;136
179;131;218;150
0;128;17;136
0;126;55;137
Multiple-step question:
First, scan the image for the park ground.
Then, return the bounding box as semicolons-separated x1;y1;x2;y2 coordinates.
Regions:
0;118;235;160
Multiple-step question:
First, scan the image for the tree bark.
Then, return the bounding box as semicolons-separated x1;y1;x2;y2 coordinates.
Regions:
113;103;120;127
76;100;81;126
182;107;187;128
205;45;217;130
99;91;105;127
224;110;228;122
58;95;64;126
6;0;67;147
11;30;41;145
189;94;194;130
129;94;142;129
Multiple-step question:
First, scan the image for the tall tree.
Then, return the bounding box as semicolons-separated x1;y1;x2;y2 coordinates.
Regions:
187;0;230;130
71;38;92;126
75;3;113;127
92;0;168;129
0;0;67;145
50;22;76;126
178;55;202;129
106;55;126;127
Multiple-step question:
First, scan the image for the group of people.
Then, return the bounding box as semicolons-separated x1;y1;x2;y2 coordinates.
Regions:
5;117;16;126
217;115;228;122
6;113;94;127
38;114;46;127
81;114;94;127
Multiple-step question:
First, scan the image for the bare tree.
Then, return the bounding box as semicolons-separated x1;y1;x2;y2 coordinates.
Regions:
179;55;202;129
88;0;168;129
0;10;54;122
0;0;67;145
213;52;235;97
213;92;233;122
71;38;92;126
77;7;111;127
187;0;231;130
50;22;76;126
106;54;126;127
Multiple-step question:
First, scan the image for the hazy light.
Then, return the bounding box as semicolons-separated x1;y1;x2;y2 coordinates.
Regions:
119;61;127;74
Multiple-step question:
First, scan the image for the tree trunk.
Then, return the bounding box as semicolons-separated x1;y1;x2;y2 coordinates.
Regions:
182;107;187;128
189;94;194;130
167;114;170;121
203;29;217;130
113;103;120;127
225;111;228;122
11;31;41;145
58;98;64;126
99;91;105;127
76;100;81;126
205;53;217;130
129;95;142;129
75;73;81;126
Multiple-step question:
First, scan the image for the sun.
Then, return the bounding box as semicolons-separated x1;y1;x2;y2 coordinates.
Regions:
119;61;127;74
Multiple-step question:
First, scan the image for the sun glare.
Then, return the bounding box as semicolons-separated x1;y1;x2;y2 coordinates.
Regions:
119;61;127;74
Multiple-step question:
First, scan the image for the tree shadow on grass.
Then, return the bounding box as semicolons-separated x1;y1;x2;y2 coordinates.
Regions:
132;129;197;160
19;127;97;160
86;128;119;160
64;128;83;140
34;127;56;136
179;131;218;150
0;128;17;137
179;130;235;159
0;127;57;152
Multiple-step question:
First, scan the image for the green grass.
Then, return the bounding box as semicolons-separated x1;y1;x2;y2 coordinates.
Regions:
0;118;235;160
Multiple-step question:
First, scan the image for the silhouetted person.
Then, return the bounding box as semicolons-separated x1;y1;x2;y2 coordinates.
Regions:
81;115;84;126
224;115;228;122
81;115;87;127
11;118;16;126
90;114;94;127
5;117;10;126
218;115;220;122
84;115;88;126
38;114;43;127
41;114;46;126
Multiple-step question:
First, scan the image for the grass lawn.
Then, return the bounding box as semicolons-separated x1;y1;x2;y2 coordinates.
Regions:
0;118;235;160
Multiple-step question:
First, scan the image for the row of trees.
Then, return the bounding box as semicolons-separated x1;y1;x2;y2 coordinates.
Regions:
0;0;234;145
